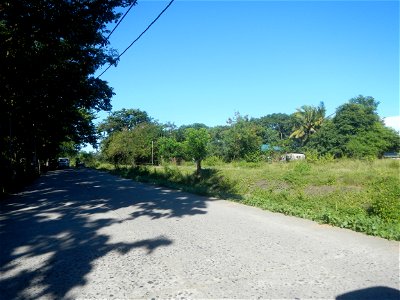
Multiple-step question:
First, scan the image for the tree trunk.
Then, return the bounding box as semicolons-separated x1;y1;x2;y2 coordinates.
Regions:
196;160;201;174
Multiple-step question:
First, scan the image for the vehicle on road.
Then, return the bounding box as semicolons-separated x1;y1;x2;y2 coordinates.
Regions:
58;158;70;168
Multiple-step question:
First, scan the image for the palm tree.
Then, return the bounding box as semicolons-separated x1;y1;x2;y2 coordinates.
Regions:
290;102;326;145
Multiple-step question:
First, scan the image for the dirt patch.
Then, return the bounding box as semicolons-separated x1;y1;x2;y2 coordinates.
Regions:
254;180;290;192
305;185;337;196
255;180;269;189
339;185;363;193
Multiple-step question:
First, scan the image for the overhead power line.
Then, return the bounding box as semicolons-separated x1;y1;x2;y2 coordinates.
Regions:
106;1;137;40
97;0;175;78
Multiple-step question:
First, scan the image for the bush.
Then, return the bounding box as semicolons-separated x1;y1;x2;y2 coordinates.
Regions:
320;153;335;163
203;156;224;167
293;161;312;174
96;159;400;240
163;165;184;181
369;178;400;223
232;160;263;168
305;149;319;163
244;151;263;163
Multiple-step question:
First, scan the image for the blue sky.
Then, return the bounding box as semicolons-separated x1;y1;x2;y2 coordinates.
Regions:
95;0;399;129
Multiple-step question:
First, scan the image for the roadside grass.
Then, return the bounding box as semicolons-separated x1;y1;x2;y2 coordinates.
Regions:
96;159;400;240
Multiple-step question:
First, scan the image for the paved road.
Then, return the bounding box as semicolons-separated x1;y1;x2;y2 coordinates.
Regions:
0;169;398;299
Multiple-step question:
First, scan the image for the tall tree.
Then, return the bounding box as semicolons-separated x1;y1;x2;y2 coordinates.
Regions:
332;96;398;157
223;113;263;161
208;125;230;158
184;128;210;174
0;0;137;191
290;102;326;145
253;113;295;141
305;119;345;157
175;123;208;142
306;96;399;158
333;95;380;136
102;122;161;167
158;136;184;163
97;108;151;135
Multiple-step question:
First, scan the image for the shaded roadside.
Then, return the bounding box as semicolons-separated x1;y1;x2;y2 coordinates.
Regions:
0;168;208;299
101;165;242;200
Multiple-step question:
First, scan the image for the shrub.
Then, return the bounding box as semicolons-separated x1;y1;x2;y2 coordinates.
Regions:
244;151;263;163
305;149;319;163
232;160;263;168
293;161;312;174
369;178;400;223
320;153;335;163
163;165;184;181
203;156;224;167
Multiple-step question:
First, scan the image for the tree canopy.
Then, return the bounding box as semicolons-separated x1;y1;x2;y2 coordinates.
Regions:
98;108;151;135
307;96;399;158
223;113;263;161
96;96;398;175
290;102;326;145
1;0;137;191
184;128;210;173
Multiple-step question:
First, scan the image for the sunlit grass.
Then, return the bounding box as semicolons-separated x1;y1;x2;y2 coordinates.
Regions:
96;159;400;240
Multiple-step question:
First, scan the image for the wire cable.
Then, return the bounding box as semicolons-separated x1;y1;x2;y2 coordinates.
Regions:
97;0;175;78
106;1;137;40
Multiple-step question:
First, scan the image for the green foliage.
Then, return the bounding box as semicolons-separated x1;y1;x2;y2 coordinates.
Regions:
223;112;263;161
96;158;400;240
293;161;312;173
369;177;400;223
203;156;225;167
232;160;263;168
163;165;184;181
282;161;311;185
320;153;335;163
158;137;184;163
77;151;99;168
345;123;397;159
99;163;239;199
290;102;326;145
334;96;380;136
305;120;344;157
184;128;211;172
305;149;319;163
252;113;295;141
305;149;338;163
175;123;208;142
101;122;161;167
134;123;161;163
103;131;135;167
1;0;137;192
96;95;398;179
306;96;399;159
59;141;80;158
97;108;151;135
244;151;263;163
207;125;230;158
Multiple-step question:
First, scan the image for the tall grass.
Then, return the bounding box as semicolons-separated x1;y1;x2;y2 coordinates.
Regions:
96;159;400;240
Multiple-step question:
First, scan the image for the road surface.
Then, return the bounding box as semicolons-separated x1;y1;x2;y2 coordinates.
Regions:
0;168;399;299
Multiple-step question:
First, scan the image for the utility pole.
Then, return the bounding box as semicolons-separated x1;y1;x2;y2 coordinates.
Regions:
151;140;154;165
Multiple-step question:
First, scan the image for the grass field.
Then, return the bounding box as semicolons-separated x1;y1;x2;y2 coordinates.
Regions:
96;159;400;240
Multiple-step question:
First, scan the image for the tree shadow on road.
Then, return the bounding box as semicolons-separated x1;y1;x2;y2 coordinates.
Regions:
336;286;400;300
108;165;242;201
0;168;208;299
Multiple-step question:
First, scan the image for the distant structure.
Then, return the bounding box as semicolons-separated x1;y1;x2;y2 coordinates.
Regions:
382;152;400;159
281;153;306;161
261;144;282;152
